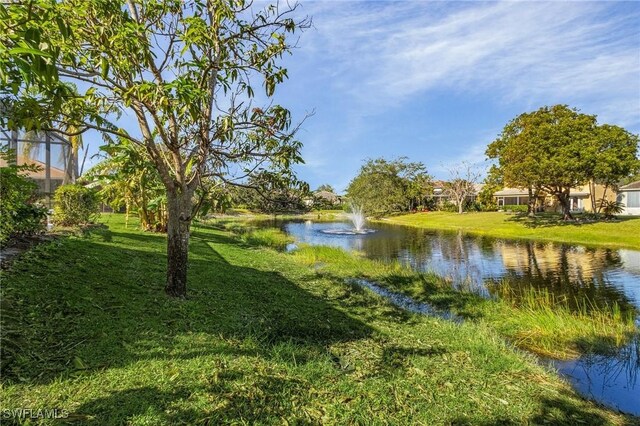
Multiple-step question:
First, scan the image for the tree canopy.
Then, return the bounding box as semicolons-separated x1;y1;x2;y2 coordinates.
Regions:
346;157;432;217
1;0;309;297
487;105;639;219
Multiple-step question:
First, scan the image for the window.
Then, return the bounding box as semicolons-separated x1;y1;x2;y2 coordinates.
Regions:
626;191;640;208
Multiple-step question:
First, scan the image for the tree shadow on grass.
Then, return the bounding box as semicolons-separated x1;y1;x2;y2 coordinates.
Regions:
1;225;373;388
505;213;582;229
69;374;320;425
3;224;637;424
505;212;639;229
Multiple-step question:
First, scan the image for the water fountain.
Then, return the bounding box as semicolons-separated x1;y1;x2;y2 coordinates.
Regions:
321;203;375;235
348;203;366;232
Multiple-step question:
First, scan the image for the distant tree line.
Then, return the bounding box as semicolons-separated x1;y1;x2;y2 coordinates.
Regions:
487;105;639;219
345;157;434;217
343;105;639;219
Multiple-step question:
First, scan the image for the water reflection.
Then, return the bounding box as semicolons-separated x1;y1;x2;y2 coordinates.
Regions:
268;220;640;314
255;218;640;416
551;333;640;416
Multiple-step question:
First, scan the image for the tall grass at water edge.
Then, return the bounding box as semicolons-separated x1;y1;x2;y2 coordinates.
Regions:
283;242;638;359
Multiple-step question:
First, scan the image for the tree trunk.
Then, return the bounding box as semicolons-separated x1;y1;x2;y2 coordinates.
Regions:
555;189;573;220
165;189;193;298
458;199;464;214
527;187;536;217
597;184;609;215
589;180;597;213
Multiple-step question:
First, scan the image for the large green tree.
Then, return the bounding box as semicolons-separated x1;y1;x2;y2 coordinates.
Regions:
487;105;638;220
346;157;431;217
1;0;308;297
486;114;545;217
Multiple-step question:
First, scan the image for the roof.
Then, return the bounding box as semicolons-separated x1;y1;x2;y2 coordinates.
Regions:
620;180;640;191
432;180;447;189
314;190;341;201
494;188;529;196
0;156;68;179
494;187;591;197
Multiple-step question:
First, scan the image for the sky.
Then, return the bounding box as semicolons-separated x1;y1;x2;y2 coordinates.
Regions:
274;0;640;193
83;0;640;194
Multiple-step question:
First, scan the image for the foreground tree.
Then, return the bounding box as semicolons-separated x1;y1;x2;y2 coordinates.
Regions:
487;105;638;220
2;1;308;297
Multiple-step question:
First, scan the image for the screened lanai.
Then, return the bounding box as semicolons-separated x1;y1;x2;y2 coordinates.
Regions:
0;128;77;207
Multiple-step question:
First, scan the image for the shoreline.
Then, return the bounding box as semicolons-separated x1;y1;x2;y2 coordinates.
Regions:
378;211;640;251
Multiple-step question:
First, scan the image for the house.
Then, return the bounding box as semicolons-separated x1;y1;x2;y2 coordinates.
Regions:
494;188;540;209
314;190;342;205
431;180;448;204
617;181;640;215
430;181;483;205
304;190;343;207
493;184;616;213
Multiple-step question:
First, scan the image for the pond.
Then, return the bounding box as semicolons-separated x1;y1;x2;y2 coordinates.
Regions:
259;218;640;416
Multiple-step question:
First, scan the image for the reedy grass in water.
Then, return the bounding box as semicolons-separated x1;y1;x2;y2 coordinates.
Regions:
288;243;637;360
204;218;294;250
490;285;636;359
240;228;294;250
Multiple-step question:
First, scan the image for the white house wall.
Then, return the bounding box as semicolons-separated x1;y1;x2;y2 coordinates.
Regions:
617;191;640;216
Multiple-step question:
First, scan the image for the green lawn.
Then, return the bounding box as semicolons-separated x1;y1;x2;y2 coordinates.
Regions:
382;211;640;250
0;214;636;424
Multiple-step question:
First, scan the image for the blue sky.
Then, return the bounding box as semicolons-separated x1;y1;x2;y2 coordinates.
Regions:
270;0;640;193
82;1;640;194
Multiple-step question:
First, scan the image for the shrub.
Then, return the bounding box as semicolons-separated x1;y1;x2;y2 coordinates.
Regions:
422;198;438;211
465;200;482;212
53;184;99;226
10;204;48;234
599;200;625;219
0;151;47;244
503;205;528;213
437;201;458;213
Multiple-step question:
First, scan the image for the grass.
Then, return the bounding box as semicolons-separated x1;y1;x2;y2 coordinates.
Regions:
0;214;637;424
236;227;294;251
202;219;294;251
212;209;346;222
382;211;640;250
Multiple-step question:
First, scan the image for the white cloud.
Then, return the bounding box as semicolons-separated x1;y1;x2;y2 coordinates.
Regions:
299;1;640;128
